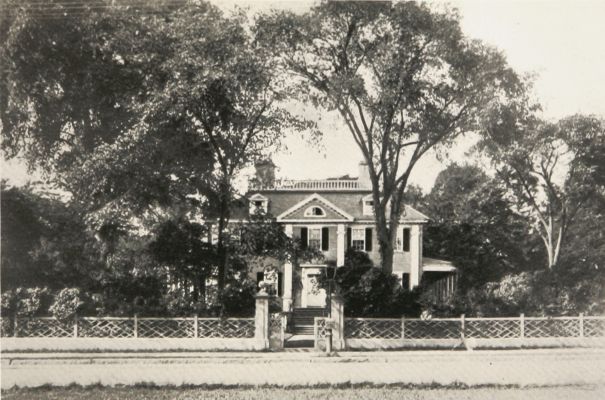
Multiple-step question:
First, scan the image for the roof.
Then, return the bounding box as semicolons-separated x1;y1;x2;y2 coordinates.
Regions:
422;258;456;272
277;193;354;222
236;190;429;223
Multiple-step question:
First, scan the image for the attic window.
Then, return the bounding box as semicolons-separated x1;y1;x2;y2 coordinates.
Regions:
249;195;268;214
304;206;325;217
363;199;374;215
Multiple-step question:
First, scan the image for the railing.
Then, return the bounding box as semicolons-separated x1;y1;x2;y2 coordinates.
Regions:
341;315;605;340
1;316;255;339
249;179;365;191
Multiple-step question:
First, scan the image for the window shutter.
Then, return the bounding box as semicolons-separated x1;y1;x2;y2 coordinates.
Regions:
402;273;410;289
300;227;308;249
403;228;411;252
321;227;329;251
346;227;352;249
277;272;283;296
365;227;373;251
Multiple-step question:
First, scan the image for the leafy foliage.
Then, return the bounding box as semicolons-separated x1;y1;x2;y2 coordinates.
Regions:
1;182;103;291
422;164;535;295
1;287;51;317
328;250;420;317
479;107;605;268
257;1;522;272
49;288;85;321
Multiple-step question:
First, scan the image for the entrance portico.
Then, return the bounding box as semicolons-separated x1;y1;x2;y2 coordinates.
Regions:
282;223;346;310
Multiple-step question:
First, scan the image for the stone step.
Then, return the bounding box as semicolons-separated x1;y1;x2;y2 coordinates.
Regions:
292;326;315;335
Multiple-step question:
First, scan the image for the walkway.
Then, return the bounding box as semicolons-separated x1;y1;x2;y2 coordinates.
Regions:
2;349;605;388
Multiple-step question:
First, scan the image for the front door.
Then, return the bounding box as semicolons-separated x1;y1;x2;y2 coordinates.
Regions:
302;268;326;308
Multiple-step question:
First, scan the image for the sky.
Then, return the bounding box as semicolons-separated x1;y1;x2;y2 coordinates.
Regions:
2;0;605;192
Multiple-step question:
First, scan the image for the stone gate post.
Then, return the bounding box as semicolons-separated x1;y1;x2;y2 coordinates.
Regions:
255;291;271;350
330;294;345;350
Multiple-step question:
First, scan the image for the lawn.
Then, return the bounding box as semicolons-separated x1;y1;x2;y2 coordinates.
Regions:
2;386;604;400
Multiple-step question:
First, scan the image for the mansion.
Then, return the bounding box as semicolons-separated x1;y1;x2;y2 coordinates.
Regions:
237;160;457;311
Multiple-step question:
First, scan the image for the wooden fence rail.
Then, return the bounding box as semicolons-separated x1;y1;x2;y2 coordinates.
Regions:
337;314;605;340
1;316;255;339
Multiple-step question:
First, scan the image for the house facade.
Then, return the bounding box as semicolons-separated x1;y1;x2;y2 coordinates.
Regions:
242;161;457;311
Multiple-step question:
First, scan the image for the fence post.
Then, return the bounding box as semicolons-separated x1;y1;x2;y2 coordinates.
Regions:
73;316;78;338
579;313;584;338
281;313;287;347
520;313;525;338
460;314;465;340
401;316;405;339
13;315;18;338
133;314;138;338
254;292;270;350
330;294;345;350
194;314;199;338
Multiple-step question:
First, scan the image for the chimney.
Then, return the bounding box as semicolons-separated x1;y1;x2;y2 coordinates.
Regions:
358;160;371;189
254;159;276;188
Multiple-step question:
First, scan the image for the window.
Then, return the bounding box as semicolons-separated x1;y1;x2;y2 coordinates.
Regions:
308;227;321;249
249;195;268;214
403;228;411;252
396;227;411;252
362;196;374;215
304;206;325;217
352;228;365;251
300;227;329;251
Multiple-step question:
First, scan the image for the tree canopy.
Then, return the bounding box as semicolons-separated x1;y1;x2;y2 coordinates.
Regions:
256;0;522;272
1;0;316;290
479;103;605;268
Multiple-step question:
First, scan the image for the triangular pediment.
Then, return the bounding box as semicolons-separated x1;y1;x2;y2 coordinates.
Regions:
276;193;354;222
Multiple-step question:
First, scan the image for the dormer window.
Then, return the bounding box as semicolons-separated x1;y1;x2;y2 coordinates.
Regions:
249;194;268;215
362;194;374;215
304;206;326;217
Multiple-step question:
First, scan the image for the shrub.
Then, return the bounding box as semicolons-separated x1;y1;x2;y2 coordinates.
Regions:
329;250;420;317
49;288;85;321
1;287;50;317
217;279;257;317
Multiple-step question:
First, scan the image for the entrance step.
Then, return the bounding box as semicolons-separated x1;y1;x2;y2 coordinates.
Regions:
284;334;314;348
291;308;327;337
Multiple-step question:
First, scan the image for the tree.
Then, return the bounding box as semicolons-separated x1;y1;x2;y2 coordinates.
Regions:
479;108;605;268
2;1;315;291
1;181;103;291
257;1;521;272
421;164;533;296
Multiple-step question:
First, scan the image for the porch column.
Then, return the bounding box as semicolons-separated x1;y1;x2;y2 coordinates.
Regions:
283;224;294;311
410;225;421;288
336;224;346;267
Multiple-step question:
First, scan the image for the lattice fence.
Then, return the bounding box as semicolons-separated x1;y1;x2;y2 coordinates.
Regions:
466;318;520;338
314;317;328;339
78;318;134;338
269;313;282;338
341;316;605;340
1;317;13;337
138;318;194;338
2;316;255;339
16;318;73;338
345;318;402;339
404;319;461;339
525;318;581;338
197;318;255;338
584;317;605;337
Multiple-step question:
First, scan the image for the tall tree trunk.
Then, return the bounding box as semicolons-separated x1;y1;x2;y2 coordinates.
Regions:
216;179;232;292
